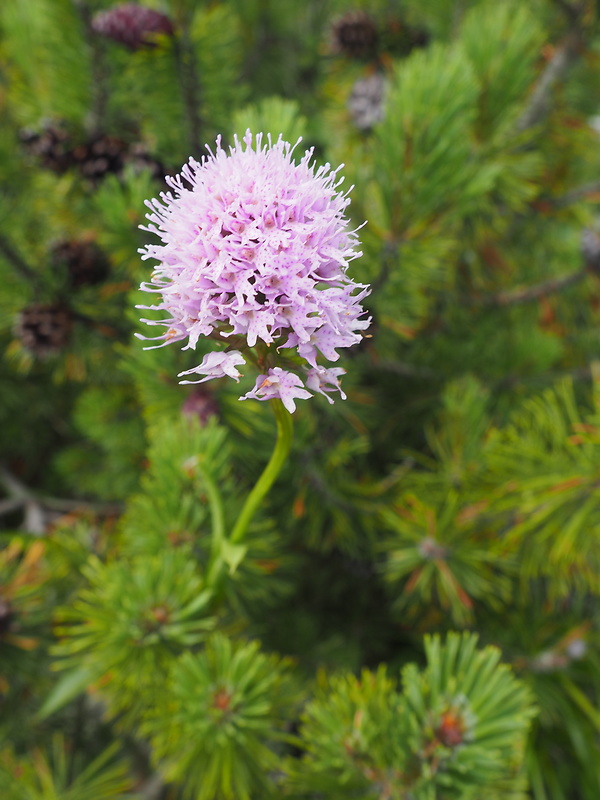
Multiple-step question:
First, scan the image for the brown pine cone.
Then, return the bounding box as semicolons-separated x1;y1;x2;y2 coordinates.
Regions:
51;239;111;288
19;123;73;174
71;134;128;182
329;10;379;60
15;303;72;357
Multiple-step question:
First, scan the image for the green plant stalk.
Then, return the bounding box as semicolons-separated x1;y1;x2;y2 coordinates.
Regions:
230;398;293;544
205;399;293;589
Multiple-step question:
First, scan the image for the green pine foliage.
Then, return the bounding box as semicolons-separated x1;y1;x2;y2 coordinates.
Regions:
145;634;297;800
3;0;600;798
290;634;534;798
50;548;214;725
0;0;91;125
0;738;135;800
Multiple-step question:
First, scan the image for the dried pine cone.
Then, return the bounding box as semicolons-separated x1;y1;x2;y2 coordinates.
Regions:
19;121;166;186
15;303;72;357
329;10;379;60
19;123;73;174
51;239;111;288
91;3;174;51
71;134;128;182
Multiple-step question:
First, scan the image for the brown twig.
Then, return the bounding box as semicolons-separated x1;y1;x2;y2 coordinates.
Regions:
550;0;586;23
496;363;594;392
475;267;588;309
550;179;600;208
0;498;25;516
0;464;123;534
375;360;438;379
516;27;585;133
137;774;167;800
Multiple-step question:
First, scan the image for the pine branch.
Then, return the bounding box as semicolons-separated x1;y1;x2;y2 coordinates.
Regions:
0;463;34;502
551;179;600;208
409;259;590;343
0;497;25;516
70;310;124;339
71;0;110;137
516;22;585;133
416;256;591;349
370;240;399;296
0;232;39;284
476;266;588;308
0;463;123;530
173;26;203;155
138;774;166;800
0;465;46;534
239;2;271;85
375;360;438;379
496;363;593;391
38;496;124;515
550;0;586;23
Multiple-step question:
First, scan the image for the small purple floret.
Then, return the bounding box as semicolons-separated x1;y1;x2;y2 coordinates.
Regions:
179;350;245;384
306;366;347;403
243;368;313;414
137;130;369;411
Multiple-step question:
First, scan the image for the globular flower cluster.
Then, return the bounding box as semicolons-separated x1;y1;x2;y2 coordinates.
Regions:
138;131;370;413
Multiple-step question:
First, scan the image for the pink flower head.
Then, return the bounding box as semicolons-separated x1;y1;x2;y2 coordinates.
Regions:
137;131;369;411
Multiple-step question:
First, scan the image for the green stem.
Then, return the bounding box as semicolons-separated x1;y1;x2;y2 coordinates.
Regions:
205;399;293;589
230;399;293;544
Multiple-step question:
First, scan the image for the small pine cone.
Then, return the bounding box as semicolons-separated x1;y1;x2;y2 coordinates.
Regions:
51;239;111;288
15;303;72;357
71;134;128;182
91;3;174;51
329;10;379;60
19;123;73;173
582;229;600;274
348;73;387;130
182;387;219;426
